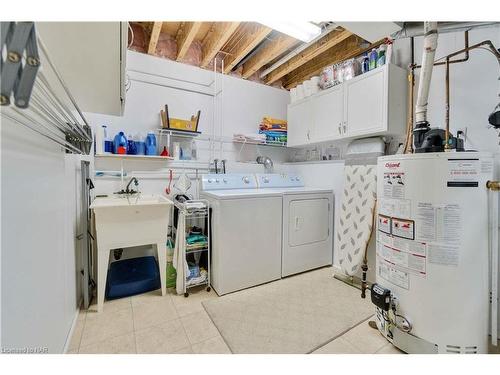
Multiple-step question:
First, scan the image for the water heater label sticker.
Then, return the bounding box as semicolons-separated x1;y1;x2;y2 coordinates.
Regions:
378;259;409;290
378;232;393;247
393;236;426;256
378;243;426;275
378;214;391;234
436;204;461;244
391;218;415;240
383;172;405;199
481;160;493;174
379;198;411;218
416;202;436;242
428;243;459;266
448;159;479;182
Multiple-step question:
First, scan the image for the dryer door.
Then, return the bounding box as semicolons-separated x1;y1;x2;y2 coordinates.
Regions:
289;198;330;246
283;193;334;277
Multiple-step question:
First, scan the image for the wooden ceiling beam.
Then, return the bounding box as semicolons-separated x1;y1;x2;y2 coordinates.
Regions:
241;34;298;79
200;22;240;68
176;22;203;61
222;24;272;73
283;37;384;89
264;29;353;84
147;21;163;55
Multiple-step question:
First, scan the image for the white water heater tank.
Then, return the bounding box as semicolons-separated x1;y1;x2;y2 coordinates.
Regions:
374;152;495;354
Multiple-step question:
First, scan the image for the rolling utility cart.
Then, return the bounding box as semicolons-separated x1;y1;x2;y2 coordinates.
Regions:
173;198;211;297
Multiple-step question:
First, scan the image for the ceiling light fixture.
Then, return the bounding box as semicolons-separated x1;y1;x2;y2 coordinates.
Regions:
259;21;321;43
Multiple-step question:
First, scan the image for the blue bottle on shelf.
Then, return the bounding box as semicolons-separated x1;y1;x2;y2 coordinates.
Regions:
134;133;146;155
127;134;137;155
145;132;157;156
361;53;369;73
369;48;378;71
113;132;127;154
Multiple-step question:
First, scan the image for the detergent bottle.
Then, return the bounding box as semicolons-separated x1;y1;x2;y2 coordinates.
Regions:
113;131;127;154
145;131;157;156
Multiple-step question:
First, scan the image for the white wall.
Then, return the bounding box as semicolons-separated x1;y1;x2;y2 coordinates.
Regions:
392;24;500;153
1;118;83;353
86;51;292;167
85;51;292;261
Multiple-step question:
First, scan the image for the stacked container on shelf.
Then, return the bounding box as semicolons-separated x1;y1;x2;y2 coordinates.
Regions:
94;127;160;156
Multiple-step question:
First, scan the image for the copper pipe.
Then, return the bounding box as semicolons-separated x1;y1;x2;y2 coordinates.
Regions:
404;69;415;153
442;39;500;151
412;31;470;70
445;39;500;62
487;181;500;191
361;199;377;299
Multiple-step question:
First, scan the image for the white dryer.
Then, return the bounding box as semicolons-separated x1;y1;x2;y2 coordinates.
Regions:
255;174;334;277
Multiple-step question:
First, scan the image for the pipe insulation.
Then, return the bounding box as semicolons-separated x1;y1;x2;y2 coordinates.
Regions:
415;22;438;124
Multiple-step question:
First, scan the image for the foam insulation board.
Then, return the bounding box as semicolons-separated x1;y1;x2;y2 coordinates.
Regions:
337;22;403;42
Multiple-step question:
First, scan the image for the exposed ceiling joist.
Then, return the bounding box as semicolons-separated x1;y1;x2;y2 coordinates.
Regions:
176;22;202;61
283;36;384;89
241;34;298;79
259;23;338;78
200;22;240;68
147;21;163;55
264;29;353;84
222;23;272;73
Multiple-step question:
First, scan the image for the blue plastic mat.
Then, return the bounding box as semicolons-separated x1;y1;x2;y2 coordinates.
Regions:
106;256;161;300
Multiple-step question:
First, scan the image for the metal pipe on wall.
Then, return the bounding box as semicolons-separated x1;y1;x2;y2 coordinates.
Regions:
442;39;500;150
392;22;498;39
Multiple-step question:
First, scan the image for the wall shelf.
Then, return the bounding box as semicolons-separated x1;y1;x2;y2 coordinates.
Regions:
157;128;202;138
156;129;290;148
232;138;288;148
94;154;174;161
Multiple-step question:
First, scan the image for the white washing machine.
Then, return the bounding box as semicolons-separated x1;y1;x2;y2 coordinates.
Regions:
255;174;334;277
200;174;283;295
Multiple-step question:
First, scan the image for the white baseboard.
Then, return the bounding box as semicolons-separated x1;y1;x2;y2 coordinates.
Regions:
62;298;82;354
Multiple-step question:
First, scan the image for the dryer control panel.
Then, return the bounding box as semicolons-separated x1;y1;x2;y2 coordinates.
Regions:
255;174;304;188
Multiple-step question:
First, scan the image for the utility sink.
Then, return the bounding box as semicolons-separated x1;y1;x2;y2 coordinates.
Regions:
90;194;173;312
91;194;172;208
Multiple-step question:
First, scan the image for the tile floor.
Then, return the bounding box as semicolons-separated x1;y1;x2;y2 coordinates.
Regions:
67;282;402;354
67;271;499;354
69;286;228;354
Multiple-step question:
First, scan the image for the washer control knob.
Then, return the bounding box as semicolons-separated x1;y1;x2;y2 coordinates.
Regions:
223;179;228;183
296;177;300;181
215;179;220;183
263;177;269;183
208;179;213;183
243;176;250;184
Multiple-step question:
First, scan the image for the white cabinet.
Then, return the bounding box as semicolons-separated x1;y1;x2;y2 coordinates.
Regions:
344;68;386;137
311;85;344;142
36;22;127;116
287;99;313;147
286;64;407;147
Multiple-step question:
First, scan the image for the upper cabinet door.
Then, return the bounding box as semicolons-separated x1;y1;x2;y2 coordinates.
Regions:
344;68;387;137
36;22;127;116
311;85;344;142
287;99;312;147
